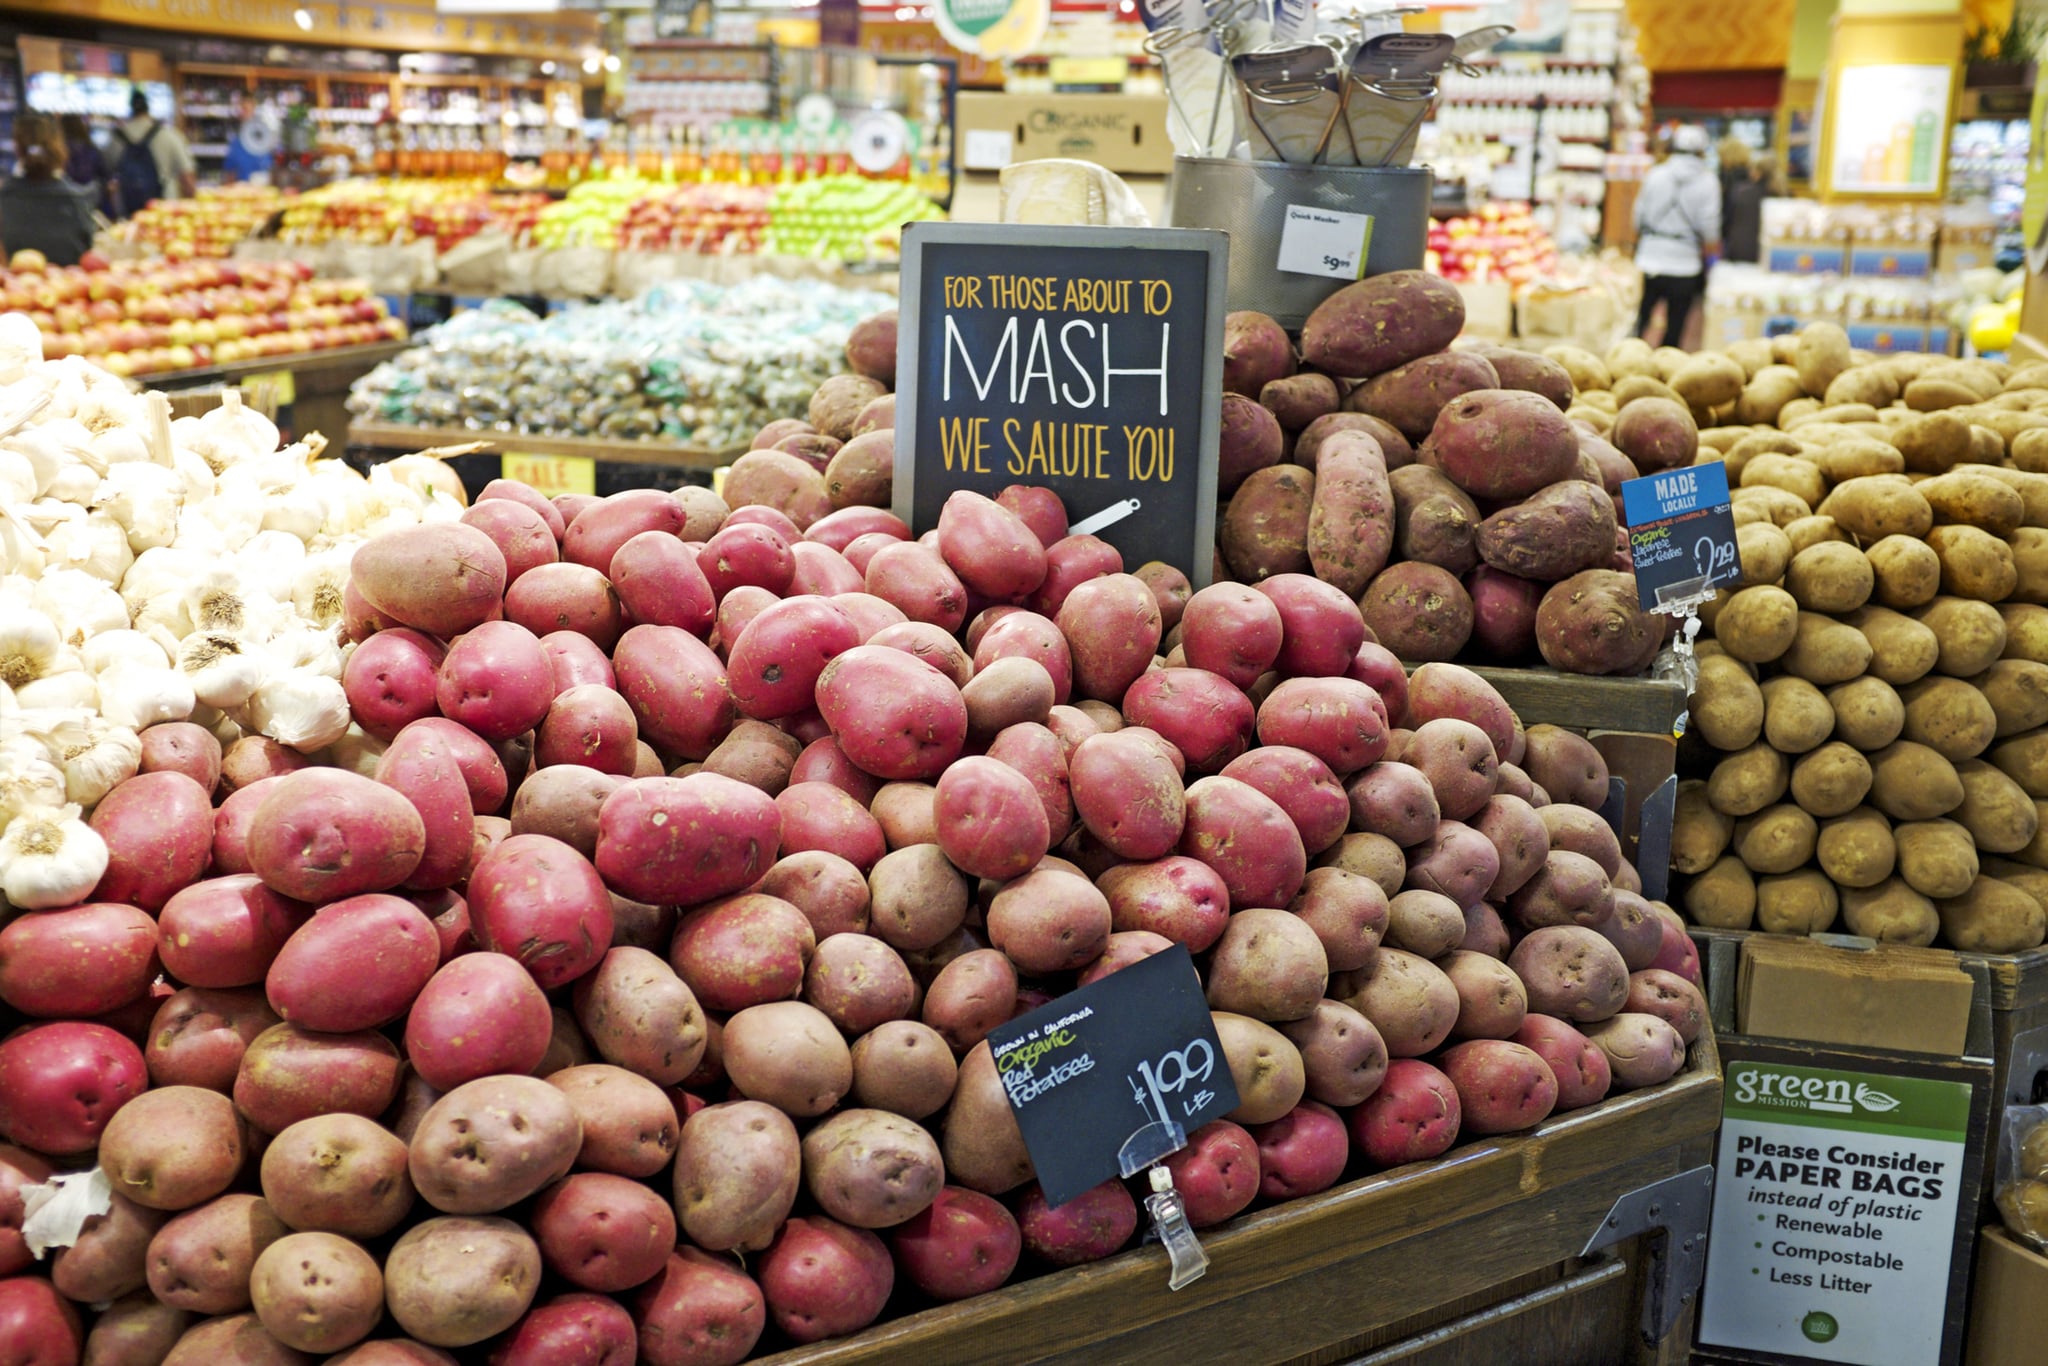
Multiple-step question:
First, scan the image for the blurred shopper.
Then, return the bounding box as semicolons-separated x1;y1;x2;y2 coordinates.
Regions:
0;114;99;266
1718;135;1770;265
1633;124;1721;345
112;86;196;217
60;114;109;215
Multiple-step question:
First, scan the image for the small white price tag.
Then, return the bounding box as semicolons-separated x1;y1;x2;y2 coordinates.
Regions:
963;127;1014;170
1275;204;1375;281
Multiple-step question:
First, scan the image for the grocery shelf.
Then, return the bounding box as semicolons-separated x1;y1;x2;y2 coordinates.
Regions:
1464;666;1687;738
757;1031;1720;1365
348;421;744;472
142;339;413;390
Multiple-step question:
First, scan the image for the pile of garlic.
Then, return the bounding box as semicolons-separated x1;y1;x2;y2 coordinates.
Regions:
0;311;458;911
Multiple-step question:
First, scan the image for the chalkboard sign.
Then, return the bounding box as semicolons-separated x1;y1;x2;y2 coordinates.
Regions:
893;222;1229;587
1621;462;1741;612
985;944;1237;1208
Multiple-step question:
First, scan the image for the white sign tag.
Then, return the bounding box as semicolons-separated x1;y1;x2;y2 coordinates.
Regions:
1276;204;1374;280
963;127;1014;170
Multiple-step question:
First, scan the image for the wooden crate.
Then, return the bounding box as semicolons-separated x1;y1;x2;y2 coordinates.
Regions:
756;1033;1723;1366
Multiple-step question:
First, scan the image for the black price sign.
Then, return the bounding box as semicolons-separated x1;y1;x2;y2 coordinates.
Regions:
893;222;1228;587
985;944;1237;1209
1620;461;1742;612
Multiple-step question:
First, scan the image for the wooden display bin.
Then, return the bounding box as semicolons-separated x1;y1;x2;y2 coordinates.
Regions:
760;1032;1722;1366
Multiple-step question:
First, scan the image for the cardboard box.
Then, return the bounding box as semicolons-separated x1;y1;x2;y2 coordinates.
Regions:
1965;1226;2048;1366
956;92;1175;176
1737;936;1974;1057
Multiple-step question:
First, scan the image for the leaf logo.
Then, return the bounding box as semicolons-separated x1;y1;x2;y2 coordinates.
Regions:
1854;1084;1900;1113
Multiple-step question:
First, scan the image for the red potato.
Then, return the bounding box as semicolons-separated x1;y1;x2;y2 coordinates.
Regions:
1068;730;1184;860
670;894;816;1012
503;563;626;653
962;657;1057;738
561;489;686;573
701;523;796;599
407;718;510;816
0;901;158;1018
247;1231;384;1353
867;621;973;688
480;478;567;538
384;1216;543;1349
1277;999;1388;1108
344;575;401;642
1027;534;1122;619
1180;775;1307;910
0;1278;81;1366
1440;1039;1558;1134
790;738;883;806
492;1293;638;1366
1255;676;1390;777
233;1024;401;1135
758;1216;894;1345
1403;663;1516;759
1466;566;1545;661
1601;891;1665;972
986;868;1112;974
980;724;1071;848
435;620;554;743
814;645;967;781
1014;1179;1138;1265
139;719;220;789
1057;573;1163;703
1162;1120;1261;1229
146;988;279;1092
219;736;313;795
790;541;865;597
265;893;438;1032
52;1191;166;1304
557;493;602;521
1134;561;1193;633
611;625;735;763
531;1172;676;1293
1187;585;1277;688
596;773;781;910
1648;910;1703;987
921;948;1017;1052
466;835;613;990
865;541;967;632
756;850;871;938
807;506;909;552
1078;929;1176;985
403;953;552;1091
532;685;639;776
351;522;507;638
210;776;282;875
248;769;425;903
1521;724;1610;808
728;598;861;721
1099;857;1231;952
1474;794;1551;901
939;491;1049;599
1509;926;1630;1022
866;842;967;951
1253;573;1368;679
1345;645;1408;724
842;533;903;578
1506;851;1615;933
82;1293;191;1366
0;1146;54;1276
146;1193;289;1314
850;1021;958;1121
1223;747;1349;856
1585;1013;1688;1090
1252;1101;1350;1199
1345;762;1443;848
996;486;1067;548
890;1187;1021;1301
460;498;558;583
409;1075;583;1216
259;1113;414;1238
1625;968;1707;1043
973;610;1075;706
1405;820;1502;910
156;876;310;989
1403;718;1500;822
776;782;887;871
672;1100;802;1254
365;724;476;893
86;770;212;911
632;1248;766;1366
608;529;716;636
1287;866;1389;972
1224;310;1295;396
1121;668;1257;773
0;1021;147;1154
805;933;918;1036
755;417;818;450
932;757;1050;880
1349;1058;1462;1167
1207;908;1329;1021
1511;1015;1612;1110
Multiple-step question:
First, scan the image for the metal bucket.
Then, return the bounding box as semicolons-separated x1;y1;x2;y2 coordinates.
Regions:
1162;156;1432;328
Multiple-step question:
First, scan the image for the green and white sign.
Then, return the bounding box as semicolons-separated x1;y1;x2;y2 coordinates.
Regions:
1698;1061;1972;1364
931;0;1047;58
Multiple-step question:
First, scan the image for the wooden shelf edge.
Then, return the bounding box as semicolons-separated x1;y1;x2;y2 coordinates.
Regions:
1465;664;1687;737
348;421;743;471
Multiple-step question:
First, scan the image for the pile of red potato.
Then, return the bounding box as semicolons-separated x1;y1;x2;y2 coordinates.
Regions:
0;308;1705;1366
786;272;1666;677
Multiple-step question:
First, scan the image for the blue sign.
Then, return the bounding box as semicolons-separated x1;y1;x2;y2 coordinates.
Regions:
1621;462;1741;612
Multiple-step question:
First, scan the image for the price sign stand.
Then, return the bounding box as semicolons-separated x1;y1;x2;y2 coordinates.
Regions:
985;945;1236;1290
1621;462;1743;712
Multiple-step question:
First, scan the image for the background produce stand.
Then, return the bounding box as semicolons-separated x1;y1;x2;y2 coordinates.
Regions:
347;422;741;496
145;340;414;447
759;1032;1721;1366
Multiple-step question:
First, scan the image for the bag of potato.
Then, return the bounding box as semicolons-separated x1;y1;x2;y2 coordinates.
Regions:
1994;1104;2048;1252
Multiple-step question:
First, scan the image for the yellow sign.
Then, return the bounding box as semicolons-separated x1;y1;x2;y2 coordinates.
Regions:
1048;57;1130;87
502;453;596;498
242;370;296;412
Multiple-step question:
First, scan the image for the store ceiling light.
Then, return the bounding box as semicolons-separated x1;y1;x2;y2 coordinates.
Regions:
582;53;602;74
541;60;556;75
293;7;314;29
604;54;621;72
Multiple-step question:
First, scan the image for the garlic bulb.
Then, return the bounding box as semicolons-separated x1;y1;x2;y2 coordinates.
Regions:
199;389;280;465
238;529;307;575
36;715;141;807
0;449;35;506
0;752;66;828
183;566;277;641
4;429;70;497
42;511;134;584
75;389;147;466
96;463;182;553
259;485;326;541
243;671;350;752
176;632;266;709
34;570;130;644
0;803;108;910
0;610;61;691
0;312;43;386
96;664;194;731
41;460;98;505
13;671;96;711
81;630;168;675
267;626;344;681
291;550;351;630
0;505;45;578
186;702;243;749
